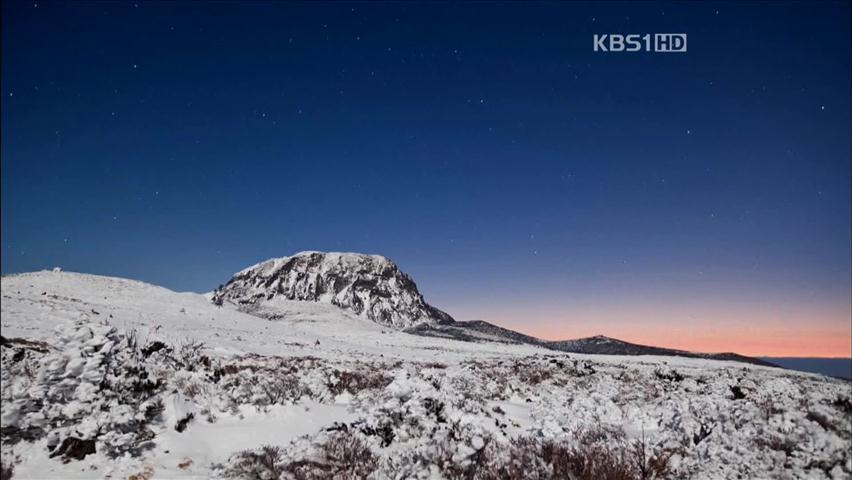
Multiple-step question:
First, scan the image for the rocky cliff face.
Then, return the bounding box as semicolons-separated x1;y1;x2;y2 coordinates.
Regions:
213;251;453;329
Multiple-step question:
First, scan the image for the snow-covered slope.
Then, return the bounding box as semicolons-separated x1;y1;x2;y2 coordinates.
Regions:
213;252;454;329
0;271;536;363
2;270;851;480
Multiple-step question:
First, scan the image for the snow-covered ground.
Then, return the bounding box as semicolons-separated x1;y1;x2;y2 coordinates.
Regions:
2;270;850;479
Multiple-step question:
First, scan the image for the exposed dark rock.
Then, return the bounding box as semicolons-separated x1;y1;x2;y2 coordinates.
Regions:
0;336;50;353
141;341;168;357
175;412;194;432
50;437;96;462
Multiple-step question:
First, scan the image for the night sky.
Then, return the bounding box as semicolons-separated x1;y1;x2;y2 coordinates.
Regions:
2;1;850;356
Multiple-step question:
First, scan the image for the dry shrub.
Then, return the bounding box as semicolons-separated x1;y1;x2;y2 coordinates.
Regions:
284;431;378;480
806;411;839;433
692;420;714;446
224;432;377;480
255;373;303;405
464;430;677;480
654;369;684;383
831;396;852;415
224;445;285;480
419;361;448;369
328;369;392;396
508;361;555;386
224;429;679;480
175;339;207;371
756;435;797;457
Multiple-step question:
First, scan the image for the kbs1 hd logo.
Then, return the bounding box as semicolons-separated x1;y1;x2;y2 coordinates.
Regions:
593;33;687;53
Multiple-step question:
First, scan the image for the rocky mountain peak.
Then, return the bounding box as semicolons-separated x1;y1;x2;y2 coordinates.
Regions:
213;251;454;329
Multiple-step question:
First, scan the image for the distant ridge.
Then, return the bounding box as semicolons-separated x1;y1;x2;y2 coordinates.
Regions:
547;334;778;367
409;321;777;367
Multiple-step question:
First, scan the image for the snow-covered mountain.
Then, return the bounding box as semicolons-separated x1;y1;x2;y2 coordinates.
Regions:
212;252;454;329
212;252;774;367
2;268;850;480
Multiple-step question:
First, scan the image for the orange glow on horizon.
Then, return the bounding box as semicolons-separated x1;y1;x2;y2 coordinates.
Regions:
525;324;852;358
448;301;852;358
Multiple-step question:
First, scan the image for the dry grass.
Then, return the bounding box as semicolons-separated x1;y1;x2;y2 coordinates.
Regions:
327;369;393;396
225;432;378;480
384;427;679;480
224;445;285;480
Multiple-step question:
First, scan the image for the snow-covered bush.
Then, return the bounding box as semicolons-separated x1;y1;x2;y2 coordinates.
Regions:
224;445;285;479
1;321;170;461
3;316;851;479
205;355;394;409
224;432;377;480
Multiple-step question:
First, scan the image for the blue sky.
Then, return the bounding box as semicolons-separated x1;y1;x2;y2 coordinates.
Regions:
2;1;849;355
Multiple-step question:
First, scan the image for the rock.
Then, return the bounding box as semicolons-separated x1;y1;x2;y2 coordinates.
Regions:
214;252;453;329
50;437;96;461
